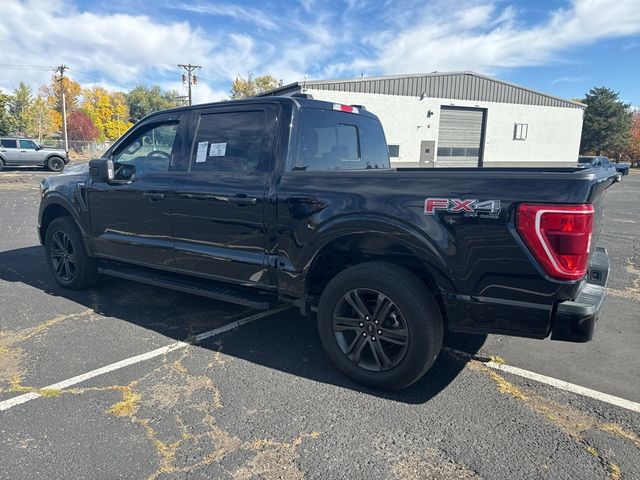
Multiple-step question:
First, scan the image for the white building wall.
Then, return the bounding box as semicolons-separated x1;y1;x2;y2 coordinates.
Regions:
304;88;584;167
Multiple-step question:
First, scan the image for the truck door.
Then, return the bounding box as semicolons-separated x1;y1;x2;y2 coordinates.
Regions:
171;105;277;287
87;113;185;267
19;139;42;165
0;139;20;164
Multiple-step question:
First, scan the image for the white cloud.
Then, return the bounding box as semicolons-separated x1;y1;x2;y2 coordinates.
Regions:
349;0;640;76
551;76;588;85
170;2;278;30
1;0;639;102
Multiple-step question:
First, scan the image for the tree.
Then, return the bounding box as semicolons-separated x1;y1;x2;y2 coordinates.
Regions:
8;82;33;135
580;87;632;159
0;92;17;135
229;74;282;99
67;110;99;151
82;86;132;141
24;97;57;141
628;113;640;161
40;75;82;131
126;85;184;123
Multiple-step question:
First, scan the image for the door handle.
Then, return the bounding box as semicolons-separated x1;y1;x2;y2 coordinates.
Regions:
230;195;257;206
20;150;27;153
0;150;6;153
142;192;165;201
178;193;230;202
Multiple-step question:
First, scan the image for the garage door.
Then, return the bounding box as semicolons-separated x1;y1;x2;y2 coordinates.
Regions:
436;107;484;167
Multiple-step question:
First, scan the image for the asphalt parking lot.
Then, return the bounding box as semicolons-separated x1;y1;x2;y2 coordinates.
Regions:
1;168;639;480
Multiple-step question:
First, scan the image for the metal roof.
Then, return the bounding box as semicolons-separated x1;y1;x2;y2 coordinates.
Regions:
258;71;585;109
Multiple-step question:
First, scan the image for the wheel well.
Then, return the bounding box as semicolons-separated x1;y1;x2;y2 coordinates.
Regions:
307;234;441;299
40;204;72;240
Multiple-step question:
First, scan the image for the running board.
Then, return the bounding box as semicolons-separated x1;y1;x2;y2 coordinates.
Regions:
98;263;275;310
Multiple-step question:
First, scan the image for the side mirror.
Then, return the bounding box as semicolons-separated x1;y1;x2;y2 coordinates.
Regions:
89;158;114;182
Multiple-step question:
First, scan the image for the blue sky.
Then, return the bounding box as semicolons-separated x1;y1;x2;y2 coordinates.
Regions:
1;0;640;105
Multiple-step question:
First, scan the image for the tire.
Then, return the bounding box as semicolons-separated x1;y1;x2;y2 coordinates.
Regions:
317;261;443;390
45;217;99;289
47;156;65;172
0;158;4;171
616;173;623;182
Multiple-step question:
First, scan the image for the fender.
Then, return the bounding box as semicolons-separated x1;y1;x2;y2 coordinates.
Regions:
38;191;92;251
279;212;456;299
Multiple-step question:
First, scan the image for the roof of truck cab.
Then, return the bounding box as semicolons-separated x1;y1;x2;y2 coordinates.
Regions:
143;96;380;121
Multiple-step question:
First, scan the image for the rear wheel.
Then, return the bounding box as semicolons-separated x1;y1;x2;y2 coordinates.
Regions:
47;156;65;172
0;159;4;171
317;261;443;390
45;217;98;289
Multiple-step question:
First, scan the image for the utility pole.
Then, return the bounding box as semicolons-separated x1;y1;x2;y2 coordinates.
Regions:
55;65;69;152
178;64;201;106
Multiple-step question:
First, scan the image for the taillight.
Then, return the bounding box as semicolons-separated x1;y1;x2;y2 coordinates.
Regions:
516;204;594;281
332;103;359;114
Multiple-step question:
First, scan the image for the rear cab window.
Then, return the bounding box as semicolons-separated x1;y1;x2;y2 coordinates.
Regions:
293;108;390;171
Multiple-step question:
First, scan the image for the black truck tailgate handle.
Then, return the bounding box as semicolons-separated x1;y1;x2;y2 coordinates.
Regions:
142;192;165;201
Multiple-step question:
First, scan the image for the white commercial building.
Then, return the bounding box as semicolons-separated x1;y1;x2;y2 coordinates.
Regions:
261;72;585;168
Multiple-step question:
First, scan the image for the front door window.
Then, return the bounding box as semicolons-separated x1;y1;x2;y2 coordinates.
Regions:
112;123;178;180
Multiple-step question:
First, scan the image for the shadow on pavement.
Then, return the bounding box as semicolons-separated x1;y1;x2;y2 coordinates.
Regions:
0;245;486;404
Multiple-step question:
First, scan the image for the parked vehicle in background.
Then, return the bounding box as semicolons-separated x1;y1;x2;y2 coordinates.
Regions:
38;96;615;390
0;137;69;172
578;156;629;182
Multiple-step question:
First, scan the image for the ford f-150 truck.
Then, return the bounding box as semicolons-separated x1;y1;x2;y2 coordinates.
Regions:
38;96;614;389
578;155;630;182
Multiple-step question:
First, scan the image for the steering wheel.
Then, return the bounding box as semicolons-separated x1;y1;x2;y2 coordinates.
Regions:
146;150;171;160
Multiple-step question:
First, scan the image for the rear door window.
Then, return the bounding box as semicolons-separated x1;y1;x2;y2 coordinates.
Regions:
294;109;390;171
1;139;17;148
190;110;266;173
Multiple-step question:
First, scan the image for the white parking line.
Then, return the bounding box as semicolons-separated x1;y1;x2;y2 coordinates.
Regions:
0;307;290;412
448;348;640;414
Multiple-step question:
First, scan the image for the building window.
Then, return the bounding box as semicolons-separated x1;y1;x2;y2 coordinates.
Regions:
388;144;400;158
513;123;528;141
437;147;479;157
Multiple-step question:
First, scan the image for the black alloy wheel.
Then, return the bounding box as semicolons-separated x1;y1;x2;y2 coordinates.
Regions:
333;288;409;372
45;217;99;289
318;261;443;390
49;230;77;282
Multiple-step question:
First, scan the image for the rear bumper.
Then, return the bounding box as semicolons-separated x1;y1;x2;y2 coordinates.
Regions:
550;247;610;342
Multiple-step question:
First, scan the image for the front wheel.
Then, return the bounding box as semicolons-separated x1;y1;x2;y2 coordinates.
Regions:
45;217;99;289
47;156;65;172
317;262;443;390
616;173;623;182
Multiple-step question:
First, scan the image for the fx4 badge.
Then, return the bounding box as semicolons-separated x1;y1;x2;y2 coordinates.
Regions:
424;198;501;218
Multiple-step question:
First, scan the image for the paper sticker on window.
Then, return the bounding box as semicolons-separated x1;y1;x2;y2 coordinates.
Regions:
196;141;208;163
209;143;227;157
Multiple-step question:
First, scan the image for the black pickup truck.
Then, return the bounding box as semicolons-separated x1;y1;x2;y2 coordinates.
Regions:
38;96;614;389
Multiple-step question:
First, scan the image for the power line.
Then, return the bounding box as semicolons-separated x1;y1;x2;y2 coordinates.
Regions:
0;63;55;71
178;64;201;106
